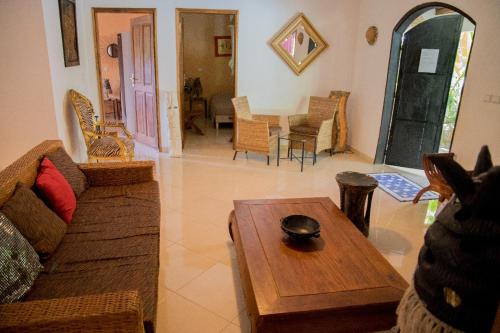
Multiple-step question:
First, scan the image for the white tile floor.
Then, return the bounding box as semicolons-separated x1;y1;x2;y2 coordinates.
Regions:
137;119;438;332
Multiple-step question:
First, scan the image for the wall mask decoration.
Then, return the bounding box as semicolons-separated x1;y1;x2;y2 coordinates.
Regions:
58;0;80;67
270;13;328;75
365;26;378;45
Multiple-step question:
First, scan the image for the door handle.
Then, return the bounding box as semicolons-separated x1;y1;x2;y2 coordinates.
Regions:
129;74;137;87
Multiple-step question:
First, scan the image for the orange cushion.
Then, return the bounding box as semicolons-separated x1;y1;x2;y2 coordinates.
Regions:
36;158;76;224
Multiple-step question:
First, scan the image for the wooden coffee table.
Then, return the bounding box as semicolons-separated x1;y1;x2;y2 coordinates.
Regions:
229;197;408;333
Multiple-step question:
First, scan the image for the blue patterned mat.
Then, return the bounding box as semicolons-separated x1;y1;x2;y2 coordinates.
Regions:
369;172;439;202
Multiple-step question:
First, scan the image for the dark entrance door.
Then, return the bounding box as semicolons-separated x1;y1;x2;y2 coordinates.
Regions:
385;15;463;169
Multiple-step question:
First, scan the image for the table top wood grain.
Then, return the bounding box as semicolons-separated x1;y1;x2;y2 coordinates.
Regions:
232;197;408;318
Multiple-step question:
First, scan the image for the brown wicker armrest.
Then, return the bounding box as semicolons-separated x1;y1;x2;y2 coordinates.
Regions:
103;122;133;139
316;118;335;150
288;114;308;127
79;161;156;186
0;291;145;333
318;118;334;134
253;114;281;127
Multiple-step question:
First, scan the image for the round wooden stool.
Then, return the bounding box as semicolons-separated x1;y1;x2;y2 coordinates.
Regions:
335;172;378;237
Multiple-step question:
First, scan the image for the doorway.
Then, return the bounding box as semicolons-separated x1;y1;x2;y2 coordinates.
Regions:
93;8;161;150
375;4;475;169
176;8;238;149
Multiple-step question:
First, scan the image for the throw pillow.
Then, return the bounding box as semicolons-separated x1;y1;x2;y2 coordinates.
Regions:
1;183;67;257
36;158;76;223
45;147;88;197
0;212;43;303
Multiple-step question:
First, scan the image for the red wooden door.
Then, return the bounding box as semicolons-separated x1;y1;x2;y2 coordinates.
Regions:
131;15;157;147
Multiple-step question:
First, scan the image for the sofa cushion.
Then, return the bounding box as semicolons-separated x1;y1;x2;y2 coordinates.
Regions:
36;158;76;223
45;148;88;197
1;183;67;257
24;181;160;330
0;213;43;303
290;124;320;135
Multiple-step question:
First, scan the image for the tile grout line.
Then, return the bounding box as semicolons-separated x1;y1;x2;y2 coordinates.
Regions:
169;261;219;292
167;287;235;325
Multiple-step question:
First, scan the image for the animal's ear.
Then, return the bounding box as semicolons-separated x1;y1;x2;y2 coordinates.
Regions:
473;166;500;219
429;154;475;206
473;146;493;176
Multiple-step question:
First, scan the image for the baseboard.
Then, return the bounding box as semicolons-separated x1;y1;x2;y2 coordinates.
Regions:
347;145;373;163
162;146;183;158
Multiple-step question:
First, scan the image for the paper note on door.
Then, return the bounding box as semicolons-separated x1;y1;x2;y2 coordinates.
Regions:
418;49;439;73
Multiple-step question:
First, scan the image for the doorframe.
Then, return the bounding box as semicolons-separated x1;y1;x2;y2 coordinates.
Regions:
175;8;239;146
92;7;162;151
374;2;475;164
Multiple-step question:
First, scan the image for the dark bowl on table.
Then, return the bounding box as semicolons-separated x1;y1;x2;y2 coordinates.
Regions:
281;215;320;240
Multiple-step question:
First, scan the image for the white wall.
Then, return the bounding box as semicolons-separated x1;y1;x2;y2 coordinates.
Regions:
350;0;500;168
42;0;91;162
40;0;360;158
0;0;59;170
35;0;500;167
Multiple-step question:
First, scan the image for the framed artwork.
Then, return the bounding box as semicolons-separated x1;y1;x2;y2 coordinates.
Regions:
58;0;80;67
214;36;232;57
270;13;328;75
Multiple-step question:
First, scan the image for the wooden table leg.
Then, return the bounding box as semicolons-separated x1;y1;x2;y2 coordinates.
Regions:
228;210;235;241
186;115;204;135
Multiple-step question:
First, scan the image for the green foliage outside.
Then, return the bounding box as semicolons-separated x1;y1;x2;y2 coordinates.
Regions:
439;31;474;152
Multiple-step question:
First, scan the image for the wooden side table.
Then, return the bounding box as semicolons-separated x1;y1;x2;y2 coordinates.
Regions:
336;171;378;236
277;134;308;172
185;97;207;135
103;98;122;121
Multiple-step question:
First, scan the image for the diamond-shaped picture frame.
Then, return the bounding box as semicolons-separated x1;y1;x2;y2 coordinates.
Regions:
270;13;328;75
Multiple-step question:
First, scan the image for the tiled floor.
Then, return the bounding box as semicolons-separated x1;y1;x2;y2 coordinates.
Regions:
138;119;437;332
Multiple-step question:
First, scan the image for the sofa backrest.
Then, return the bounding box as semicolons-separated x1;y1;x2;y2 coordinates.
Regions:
0;140;63;206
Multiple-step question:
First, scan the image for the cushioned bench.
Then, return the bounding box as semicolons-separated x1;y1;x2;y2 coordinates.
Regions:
0;140;160;333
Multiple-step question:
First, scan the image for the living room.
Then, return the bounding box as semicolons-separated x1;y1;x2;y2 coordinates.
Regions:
1;0;499;332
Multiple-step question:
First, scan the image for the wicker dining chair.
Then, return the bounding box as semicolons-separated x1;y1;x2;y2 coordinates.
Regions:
329;90;350;153
69;89;134;162
232;96;281;165
288;96;340;163
413;152;455;203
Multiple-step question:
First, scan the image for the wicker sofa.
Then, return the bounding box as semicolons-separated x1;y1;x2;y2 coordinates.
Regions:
0;140;160;333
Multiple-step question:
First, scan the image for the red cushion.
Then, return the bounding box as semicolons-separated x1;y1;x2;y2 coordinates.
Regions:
36;158;76;224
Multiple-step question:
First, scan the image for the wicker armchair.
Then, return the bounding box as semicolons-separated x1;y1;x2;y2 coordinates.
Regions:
329;90;350;153
232;96;281;165
288;96;339;162
69;89;134;162
413;152;455;203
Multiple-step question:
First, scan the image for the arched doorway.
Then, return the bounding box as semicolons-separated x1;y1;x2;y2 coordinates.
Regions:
375;3;475;169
